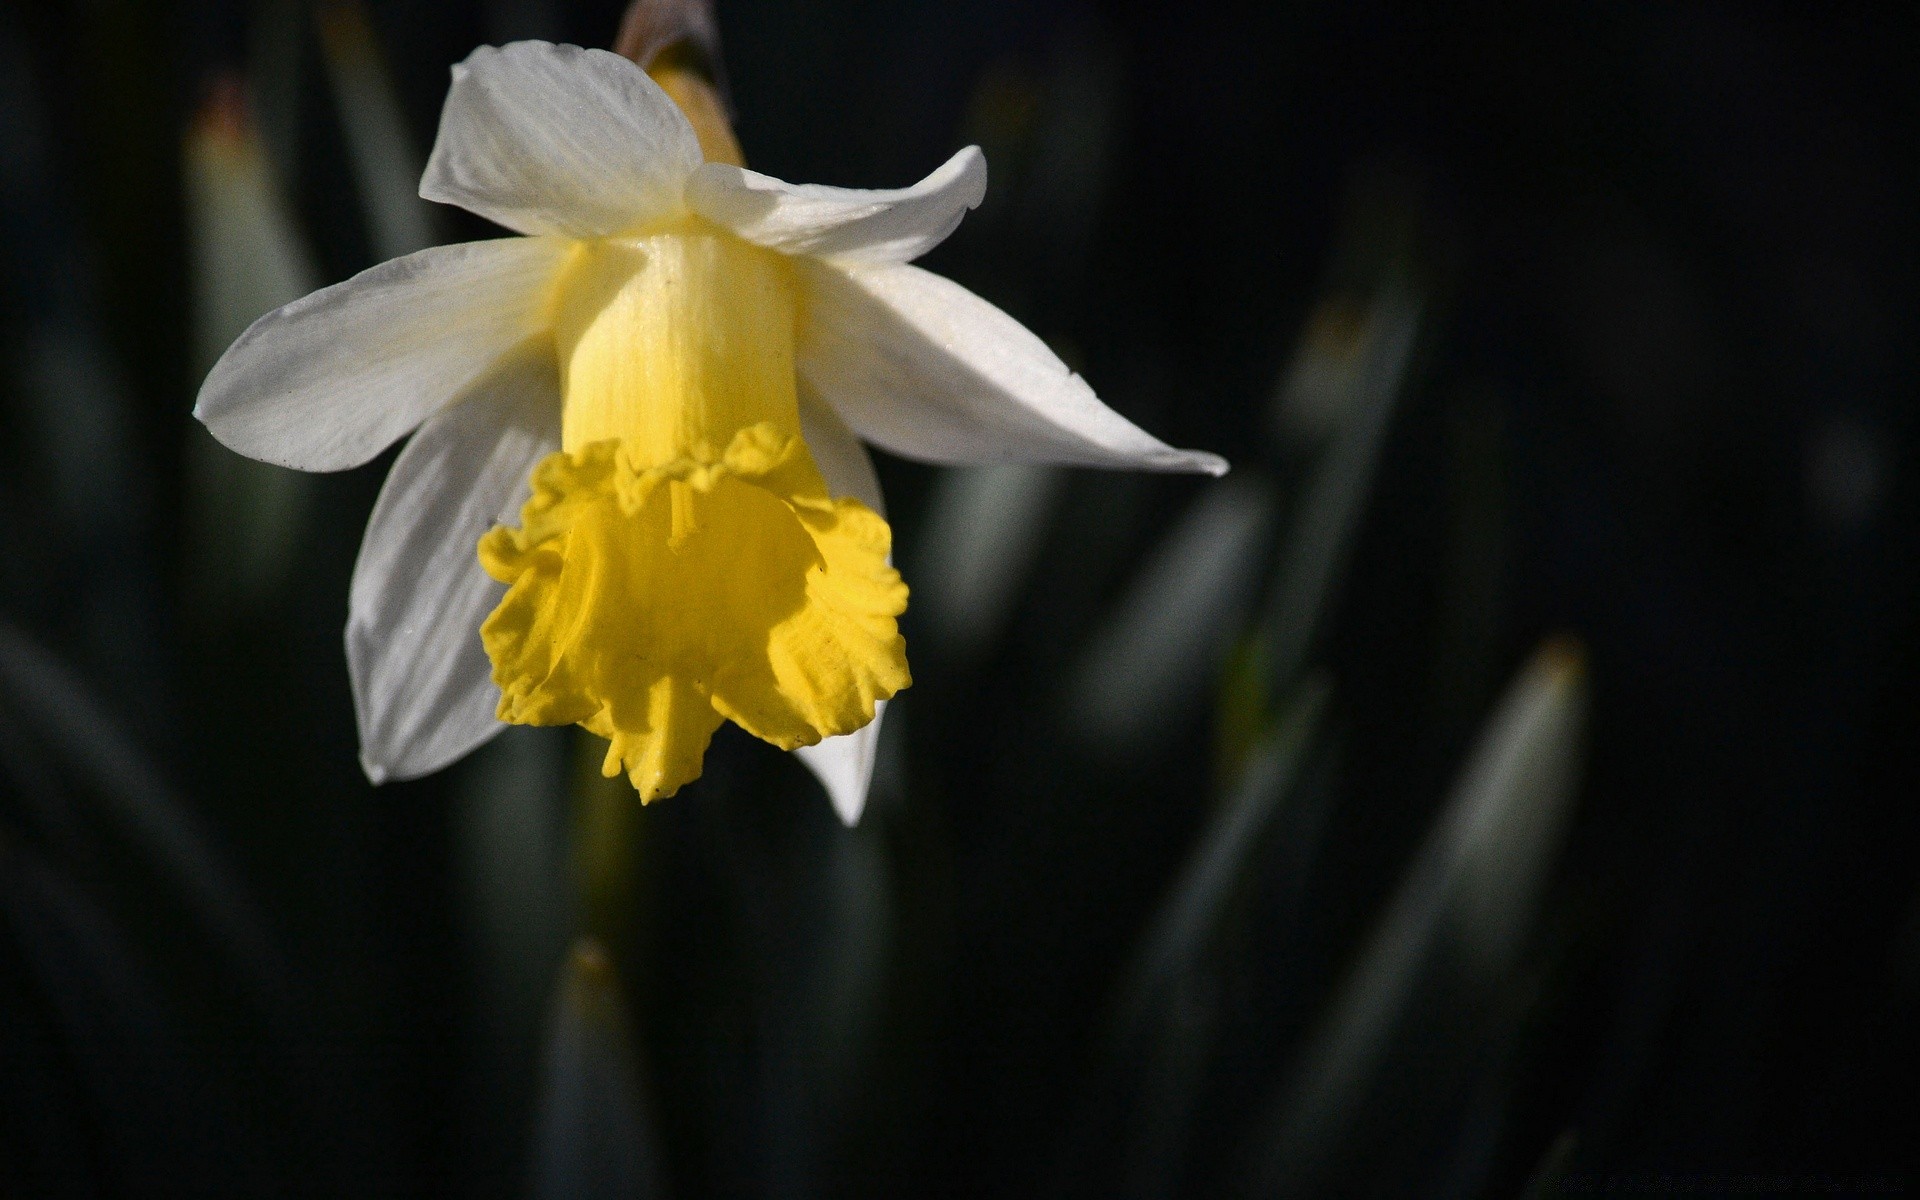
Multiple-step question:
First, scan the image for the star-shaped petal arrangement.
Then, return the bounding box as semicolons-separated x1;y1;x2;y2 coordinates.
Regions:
197;41;1226;825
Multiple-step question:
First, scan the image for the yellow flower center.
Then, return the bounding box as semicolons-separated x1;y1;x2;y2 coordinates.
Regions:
478;226;909;801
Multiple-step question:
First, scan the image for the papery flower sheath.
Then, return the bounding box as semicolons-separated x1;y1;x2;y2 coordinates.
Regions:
196;41;1225;823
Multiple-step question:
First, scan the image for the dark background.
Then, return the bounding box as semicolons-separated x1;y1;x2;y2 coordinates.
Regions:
1;1;1913;1196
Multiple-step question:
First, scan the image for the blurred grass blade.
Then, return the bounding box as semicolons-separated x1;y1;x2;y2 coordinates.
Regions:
247;0;307;188
574;733;645;953
1271;299;1386;447
1445;642;1588;972
1115;679;1330;1044
317;0;437;260
17;328;139;550
769;818;895;1187
459;727;571;1016
914;463;1063;658
0;621;288;1007
614;0;727;85
454;727;571;1186
0;834;253;1192
1106;679;1330;1197
1262;285;1422;692
183;76;320;603
1245;640;1586;1194
1068;474;1277;753
0;28;158;685
1517;1130;1580;1200
184;76;320;384
531;939;665;1200
680;776;897;1194
11;325;155;679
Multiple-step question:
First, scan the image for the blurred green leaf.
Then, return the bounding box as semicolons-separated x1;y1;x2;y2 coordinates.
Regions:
454;725;572;1191
0;830;273;1193
1241;640;1586;1196
1103;679;1330;1197
318;0;439;261
0;620;288;1010
1261;284;1422;694
1517;1129;1580;1200
914;462;1063;659
1067;473;1278;754
530;939;666;1200
182;76;321;604
1115;679;1331;1046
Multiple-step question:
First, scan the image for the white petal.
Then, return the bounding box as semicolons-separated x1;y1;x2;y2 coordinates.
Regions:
799;385;885;514
797;261;1228;475
347;344;561;784
795;701;886;827
1066;476;1276;751
687;146;986;264
421;41;702;238
196;237;568;471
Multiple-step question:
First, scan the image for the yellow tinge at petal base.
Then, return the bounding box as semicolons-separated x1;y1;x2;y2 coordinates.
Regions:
478;425;910;801
552;229;803;465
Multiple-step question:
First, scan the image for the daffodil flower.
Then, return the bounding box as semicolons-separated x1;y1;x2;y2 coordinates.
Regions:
196;41;1225;822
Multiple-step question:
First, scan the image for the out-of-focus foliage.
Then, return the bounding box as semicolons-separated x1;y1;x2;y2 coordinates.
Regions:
2;2;1912;1198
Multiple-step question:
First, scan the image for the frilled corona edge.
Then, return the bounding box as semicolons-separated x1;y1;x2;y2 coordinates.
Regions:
479;426;909;801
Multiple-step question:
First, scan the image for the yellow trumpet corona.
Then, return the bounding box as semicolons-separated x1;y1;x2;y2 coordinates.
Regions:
482;223;909;801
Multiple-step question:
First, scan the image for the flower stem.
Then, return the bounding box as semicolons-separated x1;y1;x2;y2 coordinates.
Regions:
615;0;743;165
